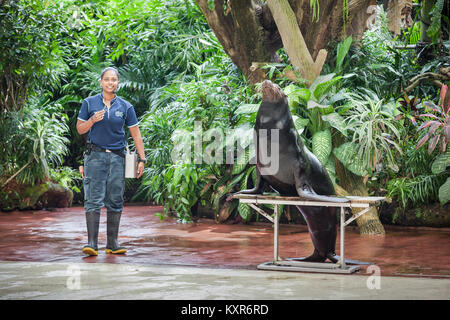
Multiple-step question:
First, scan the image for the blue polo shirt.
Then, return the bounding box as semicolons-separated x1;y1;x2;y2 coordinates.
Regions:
78;93;139;150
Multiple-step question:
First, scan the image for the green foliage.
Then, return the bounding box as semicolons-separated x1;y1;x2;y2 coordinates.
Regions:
407;22;421;45
431;149;450;175
416;84;449;155
341;6;441;100
439;177;450;205
1;0;448;220
282;72;351;180
49;167;82;193
382;144;446;208
235;166;256;222
133;37;254;221
387;174;445;209
431;149;450;205
342;90;402;174
333;142;368;177
0;0;67;111
334;36;352;75
235;104;260;115
131;106;180;203
165;163;203;223
427;0;445;42
312;130;332;166
1;96;70;185
310;0;320;22
415;84;450;205
308;0;349;27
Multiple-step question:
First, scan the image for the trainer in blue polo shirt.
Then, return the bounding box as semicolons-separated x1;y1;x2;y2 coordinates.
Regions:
77;92;139;150
76;67;147;257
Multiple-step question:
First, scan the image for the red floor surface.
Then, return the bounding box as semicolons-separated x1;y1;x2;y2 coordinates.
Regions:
0;205;449;278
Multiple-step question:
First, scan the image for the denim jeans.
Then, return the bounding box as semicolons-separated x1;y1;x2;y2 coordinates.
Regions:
83;150;125;213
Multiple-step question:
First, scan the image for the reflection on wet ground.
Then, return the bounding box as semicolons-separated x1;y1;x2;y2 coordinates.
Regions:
0;205;449;278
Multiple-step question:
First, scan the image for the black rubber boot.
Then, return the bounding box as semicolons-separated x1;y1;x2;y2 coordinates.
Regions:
105;211;127;254
82;211;100;256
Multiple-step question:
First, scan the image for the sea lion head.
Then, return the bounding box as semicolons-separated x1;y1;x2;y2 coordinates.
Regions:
261;80;286;103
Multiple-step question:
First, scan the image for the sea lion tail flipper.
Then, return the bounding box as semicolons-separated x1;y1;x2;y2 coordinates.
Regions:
296;185;348;203
294;162;348;203
234;188;260;195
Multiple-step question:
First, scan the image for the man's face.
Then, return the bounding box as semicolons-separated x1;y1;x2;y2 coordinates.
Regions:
100;70;119;95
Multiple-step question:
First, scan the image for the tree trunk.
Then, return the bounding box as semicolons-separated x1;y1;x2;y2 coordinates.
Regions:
195;0;376;84
420;0;436;42
334;163;386;235
0;70;28;112
387;0;413;36
195;0;275;84
333;135;385;235
294;0;376;57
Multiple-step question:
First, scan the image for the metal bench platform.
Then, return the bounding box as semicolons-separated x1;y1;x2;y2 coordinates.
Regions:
233;194;385;274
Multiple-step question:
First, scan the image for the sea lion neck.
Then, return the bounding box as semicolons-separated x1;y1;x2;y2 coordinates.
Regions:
255;99;292;131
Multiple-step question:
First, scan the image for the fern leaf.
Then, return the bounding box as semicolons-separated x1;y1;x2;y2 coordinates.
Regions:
431;149;450;174
333;142;368;176
439;177;450;205
312;130;332;165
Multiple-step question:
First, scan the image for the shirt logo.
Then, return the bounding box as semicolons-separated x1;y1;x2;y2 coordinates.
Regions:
115;110;124;118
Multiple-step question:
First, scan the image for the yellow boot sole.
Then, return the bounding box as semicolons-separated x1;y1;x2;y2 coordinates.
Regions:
105;248;127;254
82;247;98;256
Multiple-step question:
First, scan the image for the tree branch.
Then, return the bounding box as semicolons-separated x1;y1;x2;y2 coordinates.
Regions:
1;159;33;189
266;0;327;85
405;69;450;92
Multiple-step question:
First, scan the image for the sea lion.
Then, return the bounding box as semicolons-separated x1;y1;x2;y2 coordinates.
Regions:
236;80;348;263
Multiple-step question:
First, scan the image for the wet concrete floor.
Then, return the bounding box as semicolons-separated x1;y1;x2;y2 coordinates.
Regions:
0;205;449;278
1;261;448;300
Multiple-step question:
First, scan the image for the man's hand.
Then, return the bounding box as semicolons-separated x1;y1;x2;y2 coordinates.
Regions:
91;109;105;123
137;161;145;178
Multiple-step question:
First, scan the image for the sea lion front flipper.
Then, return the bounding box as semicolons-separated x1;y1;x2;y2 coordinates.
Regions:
233;168;267;195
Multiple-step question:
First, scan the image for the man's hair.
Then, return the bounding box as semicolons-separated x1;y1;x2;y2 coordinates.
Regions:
100;67;119;80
